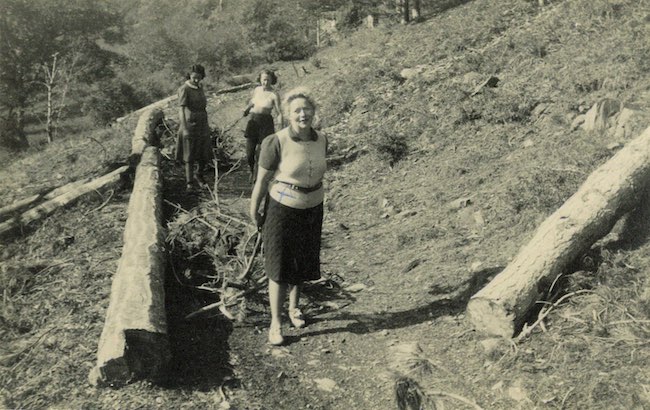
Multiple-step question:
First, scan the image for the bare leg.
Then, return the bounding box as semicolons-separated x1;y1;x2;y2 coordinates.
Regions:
288;284;306;328
288;284;300;312
246;139;257;181
185;161;194;185
269;279;287;327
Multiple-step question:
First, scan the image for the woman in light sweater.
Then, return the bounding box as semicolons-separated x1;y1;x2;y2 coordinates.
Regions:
249;87;327;346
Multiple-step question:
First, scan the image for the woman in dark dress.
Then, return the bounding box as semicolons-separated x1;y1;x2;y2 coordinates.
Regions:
176;64;212;191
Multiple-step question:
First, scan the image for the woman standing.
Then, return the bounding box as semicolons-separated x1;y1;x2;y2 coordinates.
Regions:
243;69;283;183
176;64;212;191
249;87;326;346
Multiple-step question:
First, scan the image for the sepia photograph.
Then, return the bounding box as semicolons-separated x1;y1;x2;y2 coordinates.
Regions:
1;0;649;408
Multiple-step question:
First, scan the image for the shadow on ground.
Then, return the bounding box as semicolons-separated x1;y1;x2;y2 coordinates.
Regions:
160;158;236;391
295;266;503;340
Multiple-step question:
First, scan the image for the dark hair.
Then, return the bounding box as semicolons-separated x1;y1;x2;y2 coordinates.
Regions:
257;69;277;85
190;64;206;79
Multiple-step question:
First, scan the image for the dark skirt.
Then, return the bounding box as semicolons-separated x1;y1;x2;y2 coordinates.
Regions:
175;122;212;164
262;197;323;285
244;113;275;144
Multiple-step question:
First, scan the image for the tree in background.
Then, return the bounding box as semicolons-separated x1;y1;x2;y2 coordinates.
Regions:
240;0;317;62
117;0;252;97
0;0;121;149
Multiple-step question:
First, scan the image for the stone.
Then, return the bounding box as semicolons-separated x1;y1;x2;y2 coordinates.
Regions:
581;98;620;132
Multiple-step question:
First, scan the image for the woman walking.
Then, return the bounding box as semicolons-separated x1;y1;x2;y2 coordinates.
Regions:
243;69;283;183
176;64;212;191
249;87;326;346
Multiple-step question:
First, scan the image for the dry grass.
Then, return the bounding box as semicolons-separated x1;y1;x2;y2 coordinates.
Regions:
2;0;650;408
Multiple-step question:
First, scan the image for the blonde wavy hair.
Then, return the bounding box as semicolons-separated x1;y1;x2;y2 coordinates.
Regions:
282;87;317;118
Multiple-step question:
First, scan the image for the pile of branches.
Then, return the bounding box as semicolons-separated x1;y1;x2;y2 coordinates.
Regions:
166;197;266;322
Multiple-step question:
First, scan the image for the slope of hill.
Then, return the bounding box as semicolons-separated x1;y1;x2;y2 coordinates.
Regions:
1;0;649;408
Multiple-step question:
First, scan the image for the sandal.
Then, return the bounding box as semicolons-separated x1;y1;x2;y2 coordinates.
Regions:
289;308;306;329
268;322;284;346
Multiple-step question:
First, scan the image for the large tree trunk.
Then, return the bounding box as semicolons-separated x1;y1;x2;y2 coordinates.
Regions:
467;125;650;338
131;108;164;161
89;147;169;387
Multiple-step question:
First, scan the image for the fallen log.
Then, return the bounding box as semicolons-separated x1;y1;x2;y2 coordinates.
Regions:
89;147;169;387
128;95;177;120
467;125;650;338
0;193;47;221
0;167;128;238
214;82;256;95
0;178;92;222
131;108;165;160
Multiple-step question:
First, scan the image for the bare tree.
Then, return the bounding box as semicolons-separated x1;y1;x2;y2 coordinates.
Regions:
37;53;60;144
411;0;421;21
36;49;87;143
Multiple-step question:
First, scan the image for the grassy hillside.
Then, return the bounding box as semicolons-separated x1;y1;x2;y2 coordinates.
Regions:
1;0;650;408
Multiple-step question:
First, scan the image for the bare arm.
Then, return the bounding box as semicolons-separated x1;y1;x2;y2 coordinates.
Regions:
249;167;274;228
272;92;283;127
179;106;189;135
244;87;257;116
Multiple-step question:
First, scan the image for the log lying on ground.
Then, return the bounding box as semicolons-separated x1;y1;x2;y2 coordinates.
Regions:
131;108;165;160
0;192;48;221
0;178;93;222
214;82;256;95
89;146;169;387
0;168;128;238
127;95;177;121
467;125;650;338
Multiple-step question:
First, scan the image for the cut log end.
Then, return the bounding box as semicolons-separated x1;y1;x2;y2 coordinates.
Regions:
89;330;170;387
466;297;516;338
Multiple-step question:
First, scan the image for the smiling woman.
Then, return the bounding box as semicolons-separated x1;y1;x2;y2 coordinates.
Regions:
175;64;212;192
248;87;327;346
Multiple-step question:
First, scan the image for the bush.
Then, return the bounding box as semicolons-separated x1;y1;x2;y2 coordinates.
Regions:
0;115;29;151
86;80;145;126
372;129;409;166
336;3;362;32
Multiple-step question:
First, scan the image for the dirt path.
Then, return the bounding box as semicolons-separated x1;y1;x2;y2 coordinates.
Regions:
157;92;399;408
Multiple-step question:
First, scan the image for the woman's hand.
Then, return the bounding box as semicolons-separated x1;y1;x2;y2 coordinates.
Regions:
249;207;263;230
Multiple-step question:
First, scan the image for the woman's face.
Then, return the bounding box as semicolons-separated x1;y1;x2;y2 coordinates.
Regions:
260;73;271;88
190;72;203;85
288;97;315;132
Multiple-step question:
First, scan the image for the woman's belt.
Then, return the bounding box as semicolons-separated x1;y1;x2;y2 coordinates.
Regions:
275;180;322;193
250;112;273;119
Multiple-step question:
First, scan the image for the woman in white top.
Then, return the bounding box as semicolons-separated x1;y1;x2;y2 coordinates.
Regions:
249;87;327;346
243;69;283;183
